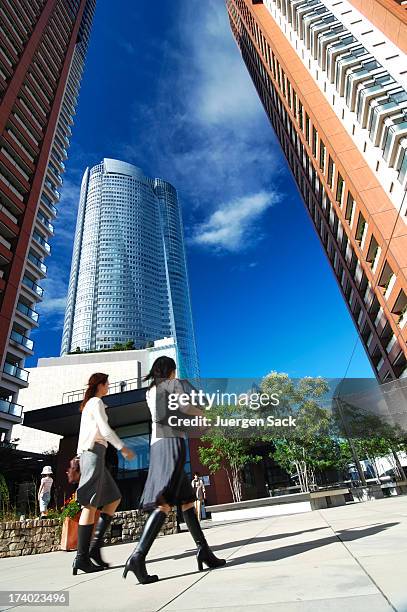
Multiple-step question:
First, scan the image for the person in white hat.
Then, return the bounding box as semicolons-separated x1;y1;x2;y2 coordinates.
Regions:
38;466;53;517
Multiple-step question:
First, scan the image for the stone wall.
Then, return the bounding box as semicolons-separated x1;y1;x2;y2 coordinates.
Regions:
0;510;177;558
102;510;177;545
0;519;62;558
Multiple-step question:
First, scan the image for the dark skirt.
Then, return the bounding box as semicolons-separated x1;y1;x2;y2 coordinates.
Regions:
140;437;195;511
77;443;121;508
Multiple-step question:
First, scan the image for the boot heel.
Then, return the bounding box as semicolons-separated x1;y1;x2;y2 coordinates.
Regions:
72;567;77;576
197;558;203;571
122;566;129;579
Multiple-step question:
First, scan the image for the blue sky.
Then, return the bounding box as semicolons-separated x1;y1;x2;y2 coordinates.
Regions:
27;0;374;379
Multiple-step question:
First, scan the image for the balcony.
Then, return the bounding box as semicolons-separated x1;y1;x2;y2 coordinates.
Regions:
51;155;65;172
33;231;51;253
27;251;47;276
44;180;60;200
48;166;63;186
10;329;34;351
37;212;54;233
3;361;29;382
22;275;44;297
40;194;57;217
0;398;23;419
16;301;40;322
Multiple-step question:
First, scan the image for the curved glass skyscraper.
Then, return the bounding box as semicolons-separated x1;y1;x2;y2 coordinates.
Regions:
61;158;199;378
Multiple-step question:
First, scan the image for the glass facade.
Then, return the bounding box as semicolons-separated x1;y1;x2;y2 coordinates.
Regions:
61;159;199;378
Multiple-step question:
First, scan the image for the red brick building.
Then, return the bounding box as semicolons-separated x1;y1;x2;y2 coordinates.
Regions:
0;0;95;441
226;0;407;382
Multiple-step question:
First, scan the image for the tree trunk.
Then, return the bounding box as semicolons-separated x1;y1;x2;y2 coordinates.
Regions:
231;465;242;503
294;460;309;493
224;468;236;502
367;454;381;483
391;448;407;481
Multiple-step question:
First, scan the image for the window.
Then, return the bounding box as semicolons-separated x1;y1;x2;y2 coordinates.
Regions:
366;235;380;268
312;126;318;157
281;70;286;97
378;261;395;295
345;191;355;221
396;145;407;185
287;79;291;108
391;290;407;327
305;113;310;144
319;140;326;172
297;100;303;130
336;173;344;205
327;156;335;189
355;212;366;244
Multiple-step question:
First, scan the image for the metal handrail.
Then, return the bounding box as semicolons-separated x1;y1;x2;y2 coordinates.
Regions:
62;377;145;404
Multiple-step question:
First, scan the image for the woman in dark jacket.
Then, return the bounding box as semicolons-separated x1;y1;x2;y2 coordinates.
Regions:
123;356;226;584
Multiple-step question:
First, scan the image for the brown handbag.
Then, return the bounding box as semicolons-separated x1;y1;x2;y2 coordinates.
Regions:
66;456;81;484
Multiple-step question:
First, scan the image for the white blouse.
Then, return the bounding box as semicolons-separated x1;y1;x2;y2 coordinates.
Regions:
77;396;124;455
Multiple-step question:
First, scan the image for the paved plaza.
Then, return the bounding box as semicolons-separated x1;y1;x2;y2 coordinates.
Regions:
1;496;406;612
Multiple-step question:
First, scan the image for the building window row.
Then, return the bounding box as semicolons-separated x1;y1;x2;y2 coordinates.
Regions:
259;0;407;187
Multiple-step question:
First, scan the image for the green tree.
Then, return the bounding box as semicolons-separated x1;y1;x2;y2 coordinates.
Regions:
0;473;10;520
198;403;262;502
112;340;135;351
198;434;261;502
260;373;335;491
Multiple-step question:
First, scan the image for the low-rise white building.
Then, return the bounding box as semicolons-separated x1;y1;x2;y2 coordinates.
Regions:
13;337;177;453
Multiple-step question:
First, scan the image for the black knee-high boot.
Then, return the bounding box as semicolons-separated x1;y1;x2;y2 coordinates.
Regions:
183;507;226;571
72;524;103;575
89;513;113;569
122;509;167;584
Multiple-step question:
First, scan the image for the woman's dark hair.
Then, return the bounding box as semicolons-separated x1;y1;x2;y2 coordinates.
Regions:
193;472;200;477
143;356;176;388
80;372;108;411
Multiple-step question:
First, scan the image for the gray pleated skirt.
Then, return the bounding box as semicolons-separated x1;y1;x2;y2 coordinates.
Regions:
77;443;121;508
140;437;195;511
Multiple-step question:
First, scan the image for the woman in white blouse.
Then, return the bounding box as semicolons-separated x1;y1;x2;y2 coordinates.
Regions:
73;372;134;575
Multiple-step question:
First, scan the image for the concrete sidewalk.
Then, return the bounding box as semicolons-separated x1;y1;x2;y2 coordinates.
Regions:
1;496;407;612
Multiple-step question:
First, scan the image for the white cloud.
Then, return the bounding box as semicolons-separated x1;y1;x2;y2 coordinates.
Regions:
185;0;263;126
39;273;68;316
191;191;278;252
122;0;283;251
39;295;67;315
